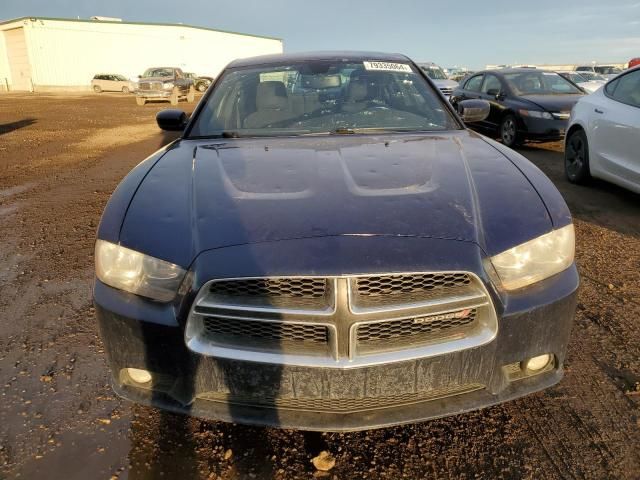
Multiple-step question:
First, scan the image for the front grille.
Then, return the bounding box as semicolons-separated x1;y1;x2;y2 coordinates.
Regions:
210;278;327;298
439;87;453;95
198;383;485;413
186;273;497;367
206;278;331;310
356;273;470;296
202;316;328;345
139;81;162;91
351;273;474;310
357;308;477;348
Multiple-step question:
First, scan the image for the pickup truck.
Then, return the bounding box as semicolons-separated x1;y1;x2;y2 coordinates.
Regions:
135;67;195;106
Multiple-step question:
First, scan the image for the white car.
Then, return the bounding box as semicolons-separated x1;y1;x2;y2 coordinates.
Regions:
564;66;640;193
575;65;623;80
417;63;458;98
558;71;605;94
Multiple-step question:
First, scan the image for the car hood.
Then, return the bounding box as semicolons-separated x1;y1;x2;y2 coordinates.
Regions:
120;130;553;266
580;81;604;93
521;94;584;112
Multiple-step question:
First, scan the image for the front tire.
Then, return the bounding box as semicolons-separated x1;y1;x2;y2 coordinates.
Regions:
136;96;146;106
187;86;195;103
565;129;591;184
93;85;102;93
500;114;521;148
122;86;130;94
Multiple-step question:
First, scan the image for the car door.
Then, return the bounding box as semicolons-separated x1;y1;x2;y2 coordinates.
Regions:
478;73;506;131
174;70;188;93
590;69;640;186
107;75;120;92
459;74;484;101
453;74;486;129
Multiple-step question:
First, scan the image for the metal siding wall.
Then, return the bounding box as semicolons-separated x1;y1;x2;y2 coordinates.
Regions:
0;30;9;90
23;20;283;89
4;27;33;91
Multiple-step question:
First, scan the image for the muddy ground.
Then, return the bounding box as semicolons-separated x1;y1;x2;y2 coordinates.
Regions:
0;93;638;480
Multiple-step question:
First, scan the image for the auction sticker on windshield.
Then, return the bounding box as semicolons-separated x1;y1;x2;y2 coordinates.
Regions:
363;61;413;73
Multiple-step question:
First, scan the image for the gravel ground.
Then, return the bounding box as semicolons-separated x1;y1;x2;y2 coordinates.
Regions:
0;93;638;480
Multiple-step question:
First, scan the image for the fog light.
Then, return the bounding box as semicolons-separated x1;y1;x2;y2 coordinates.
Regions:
126;368;152;384
523;354;552;372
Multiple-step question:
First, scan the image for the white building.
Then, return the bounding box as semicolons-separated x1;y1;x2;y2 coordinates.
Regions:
0;16;283;91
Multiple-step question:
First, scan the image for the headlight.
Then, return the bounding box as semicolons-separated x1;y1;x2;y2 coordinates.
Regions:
489;224;575;291
95;240;186;302
519;109;553;120
163;82;175;89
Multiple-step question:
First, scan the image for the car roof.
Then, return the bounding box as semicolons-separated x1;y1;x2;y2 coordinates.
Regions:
469;68;562;77
228;51;410;68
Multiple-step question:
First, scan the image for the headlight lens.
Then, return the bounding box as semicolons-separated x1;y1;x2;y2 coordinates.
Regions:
489;224;575;291
95;240;186;302
519;109;553;120
163;82;175;89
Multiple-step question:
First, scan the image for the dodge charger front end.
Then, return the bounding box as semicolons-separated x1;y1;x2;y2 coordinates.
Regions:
94;52;578;431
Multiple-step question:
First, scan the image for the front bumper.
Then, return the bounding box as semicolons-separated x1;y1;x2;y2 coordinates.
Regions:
519;116;569;142
135;90;171;98
94;239;578;431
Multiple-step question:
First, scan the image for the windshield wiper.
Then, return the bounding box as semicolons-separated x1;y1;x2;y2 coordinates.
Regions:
328;127;437;135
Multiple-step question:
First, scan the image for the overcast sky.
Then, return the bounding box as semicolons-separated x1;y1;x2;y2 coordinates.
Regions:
2;0;639;69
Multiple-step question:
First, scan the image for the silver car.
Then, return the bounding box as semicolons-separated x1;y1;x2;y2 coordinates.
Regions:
91;74;136;94
417;62;459;99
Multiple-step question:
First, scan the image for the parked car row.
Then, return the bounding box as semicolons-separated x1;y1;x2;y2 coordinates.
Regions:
91;69;214;103
450;69;584;147
450;65;640;193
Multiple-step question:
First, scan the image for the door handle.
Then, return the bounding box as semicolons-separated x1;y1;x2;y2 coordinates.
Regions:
594;108;604;114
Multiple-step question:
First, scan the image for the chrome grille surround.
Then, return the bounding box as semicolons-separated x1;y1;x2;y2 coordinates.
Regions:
185;272;498;368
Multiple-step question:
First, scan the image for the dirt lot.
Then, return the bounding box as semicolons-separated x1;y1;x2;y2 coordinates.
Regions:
0;93;639;480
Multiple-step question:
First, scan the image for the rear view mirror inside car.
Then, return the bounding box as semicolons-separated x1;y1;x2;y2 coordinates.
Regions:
300;74;341;89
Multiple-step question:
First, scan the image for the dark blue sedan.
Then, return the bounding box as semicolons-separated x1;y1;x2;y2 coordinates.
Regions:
94;52;578;431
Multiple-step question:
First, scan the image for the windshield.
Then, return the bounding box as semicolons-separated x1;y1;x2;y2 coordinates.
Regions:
142;68;174;78
189;60;459;138
420;66;448;80
504;71;583;95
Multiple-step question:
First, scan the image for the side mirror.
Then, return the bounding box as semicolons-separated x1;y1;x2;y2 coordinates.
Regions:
458;99;490;123
156;109;188;131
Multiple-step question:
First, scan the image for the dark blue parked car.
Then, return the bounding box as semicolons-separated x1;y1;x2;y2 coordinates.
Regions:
94;52;578;431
